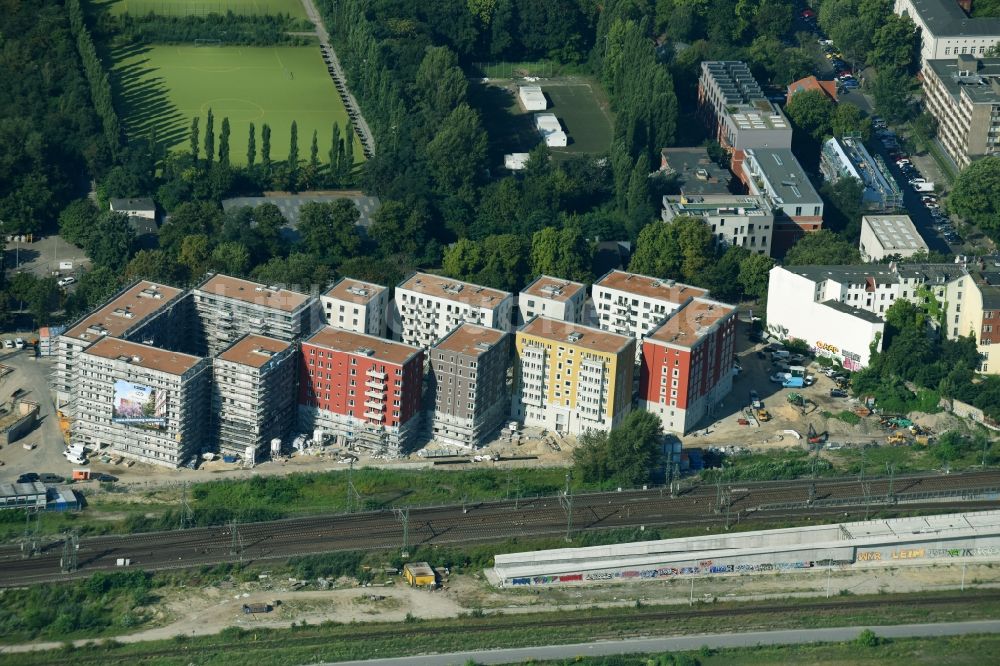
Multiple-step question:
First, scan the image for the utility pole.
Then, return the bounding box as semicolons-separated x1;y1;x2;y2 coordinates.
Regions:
886;463;896;504
229;519;244;564
60;531;78;574
21;509;40;559
808;482;816;505
714;477;723;514
982;437;990;467
394;507;410;558
346;459;361;514
863;481;873;520
558;472;574;542
179;481;193;530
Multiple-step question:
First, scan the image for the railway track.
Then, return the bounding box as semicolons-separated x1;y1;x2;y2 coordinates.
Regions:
2;470;999;586
18;591;1000;665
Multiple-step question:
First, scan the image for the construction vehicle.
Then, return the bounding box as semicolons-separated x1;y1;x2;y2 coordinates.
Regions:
887;431;910;446
787;392;804;406
757;409;771;422
807;424;827;446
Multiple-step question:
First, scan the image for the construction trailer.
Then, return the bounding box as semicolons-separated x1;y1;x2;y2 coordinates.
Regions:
403;562;436;587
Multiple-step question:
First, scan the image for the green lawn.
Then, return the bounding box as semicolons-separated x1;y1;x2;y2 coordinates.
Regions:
545;81;614;154
101;0;307;18
111;44;361;165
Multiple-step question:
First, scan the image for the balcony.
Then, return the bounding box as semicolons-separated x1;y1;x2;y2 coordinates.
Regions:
366;368;387;380
364;399;384;410
365;411;385;421
365;379;386;390
364;389;385;399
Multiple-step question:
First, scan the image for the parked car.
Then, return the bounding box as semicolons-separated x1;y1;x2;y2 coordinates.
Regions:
925;202;940;209
92;473;118;483
14;338;24;349
830;389;848;398
841;78;860;88
2;340;12;349
57;276;76;287
770;372;792;383
38;473;65;484
17;472;39;484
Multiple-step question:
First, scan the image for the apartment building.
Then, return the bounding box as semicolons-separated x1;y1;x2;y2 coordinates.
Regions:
518;275;587;325
428;324;509;448
321;277;388;337
72;337;210;468
298;327;424;455
212;334;297;459
640;298;737;434
740;148;824;255
54;281;187;409
192;274;318;357
512;317;635;435
698;61;792;178
592;270;708;353
394;272;513;348
923;54;1000;169
860;215;928;261
661;194;773;256
820;136;903;212
895;0;1000;64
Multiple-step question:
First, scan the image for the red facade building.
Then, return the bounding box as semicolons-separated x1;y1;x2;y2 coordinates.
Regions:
298;327;424;453
639;298;737;435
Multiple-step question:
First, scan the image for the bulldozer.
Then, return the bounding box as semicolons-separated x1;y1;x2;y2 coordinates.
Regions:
887;431;910;446
757;408;771;422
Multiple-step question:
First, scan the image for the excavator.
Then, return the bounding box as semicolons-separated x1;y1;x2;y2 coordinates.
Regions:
807;423;827;447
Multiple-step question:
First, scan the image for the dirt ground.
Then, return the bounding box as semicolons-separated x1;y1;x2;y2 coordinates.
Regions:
4;559;999;654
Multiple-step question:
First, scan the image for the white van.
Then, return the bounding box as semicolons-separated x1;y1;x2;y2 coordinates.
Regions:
64;450;86;465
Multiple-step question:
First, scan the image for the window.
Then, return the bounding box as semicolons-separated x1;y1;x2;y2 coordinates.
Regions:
945;47;951;55
794;206;802;216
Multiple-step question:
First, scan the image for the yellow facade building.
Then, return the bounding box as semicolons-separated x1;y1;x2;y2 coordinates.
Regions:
512;316;635;436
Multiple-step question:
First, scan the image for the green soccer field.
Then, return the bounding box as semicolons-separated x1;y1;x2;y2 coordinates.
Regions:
112;45;362;166
102;0;308;18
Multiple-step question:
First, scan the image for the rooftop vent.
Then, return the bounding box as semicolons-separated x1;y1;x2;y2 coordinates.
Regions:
695;168;709;181
355;346;375;356
252;347;276;357
475;341;492;351
540;284;564;297
442;283;464;295
346;286;370;297
112;307;135;319
567;332;583;343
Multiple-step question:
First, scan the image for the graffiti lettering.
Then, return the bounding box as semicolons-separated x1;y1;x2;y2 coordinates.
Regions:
926;547;1000;558
815;341;839;354
857;551;882;561
891;548;925;560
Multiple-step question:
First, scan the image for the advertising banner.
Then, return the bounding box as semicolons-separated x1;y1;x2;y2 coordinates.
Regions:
112;380;167;429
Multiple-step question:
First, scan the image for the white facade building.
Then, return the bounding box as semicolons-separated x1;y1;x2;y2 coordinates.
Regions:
321;277;388;337
860;215;928;261
592;270;708;353
518;275;587;325
661;194;774;256
895;0;1000;64
519;85;547;111
766;266;886;370
394;272;513;348
534;113;567;147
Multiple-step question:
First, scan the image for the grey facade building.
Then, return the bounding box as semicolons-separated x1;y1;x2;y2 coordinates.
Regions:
428;324;510;448
924;54;1000;168
662;194;774;256
698;61;793;152
73;337;211;468
212;334;297;458
192;274;318;357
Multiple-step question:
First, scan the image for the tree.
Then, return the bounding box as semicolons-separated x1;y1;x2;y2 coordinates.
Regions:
783;229;862;265
218;117;231;167
785;90;834;142
870;14;917;72
305;130;320;188
529;224;593;282
261;123;272;171
820;177;866;239
414;46;468;126
287;120;299;190
949;157;1000;240
158;202;223;254
329;121;343;184
251;252;330;287
178;234;211;278
625;154;654;231
189;117;199;162
124;249;185;284
296;200;361;264
737;253;775;299
908;112;938;153
629;216;714;283
574;410;664;486
368;200;431;260
831;104;871;141
204;108;214;165
426;104;488;200
58;199;99;248
871;66;916;124
210;241;250;276
85;212;135;273
247;122;256;168
442;235;530;292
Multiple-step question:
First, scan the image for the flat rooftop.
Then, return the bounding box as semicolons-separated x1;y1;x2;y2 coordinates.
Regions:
520;316;633;355
520;275;586;303
594;270;708;303
196;275;310;313
109;197;155;211
784;264;900;285
83;337;204;376
926;55;1000;104
0;481;45;498
323;277;386;306
747;148;822;204
659;147;732;195
906;0;1000;36
863;215;928;252
398;272;511;308
217;334;291;368
305;326;421;366
433;323;507;357
64;281;184;342
647;299;736;348
821;300;885;324
663;194;771;218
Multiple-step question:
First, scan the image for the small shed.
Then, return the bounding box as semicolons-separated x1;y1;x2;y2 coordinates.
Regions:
403;562;436;587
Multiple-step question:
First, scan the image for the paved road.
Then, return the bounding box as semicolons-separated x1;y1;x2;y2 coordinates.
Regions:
299;0;376;157
323;620;1000;665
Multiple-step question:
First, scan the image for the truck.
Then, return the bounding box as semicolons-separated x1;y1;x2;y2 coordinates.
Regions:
912;181;935;192
782;376;805;388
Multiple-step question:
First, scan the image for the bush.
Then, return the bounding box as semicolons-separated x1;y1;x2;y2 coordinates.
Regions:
857;628;881;647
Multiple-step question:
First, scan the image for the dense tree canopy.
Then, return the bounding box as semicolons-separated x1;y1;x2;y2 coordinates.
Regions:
948;157;1000;241
574;410;665;487
783;229;862;266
